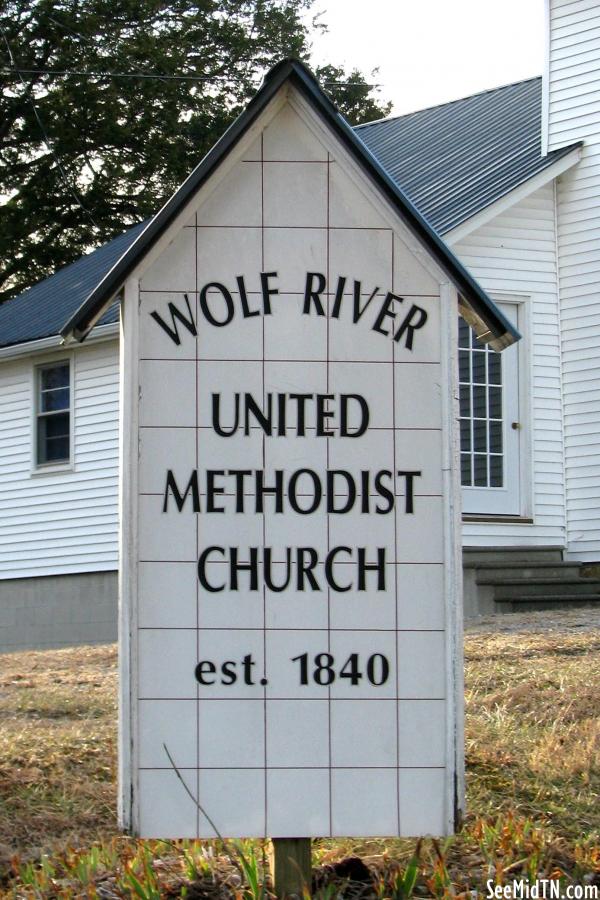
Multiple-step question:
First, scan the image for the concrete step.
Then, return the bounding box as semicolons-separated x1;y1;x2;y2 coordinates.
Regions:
476;562;585;584
463;547;564;568
497;595;600;611
494;580;600;600
462;546;600;614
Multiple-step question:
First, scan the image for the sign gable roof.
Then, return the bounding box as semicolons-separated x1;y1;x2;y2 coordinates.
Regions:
59;59;519;351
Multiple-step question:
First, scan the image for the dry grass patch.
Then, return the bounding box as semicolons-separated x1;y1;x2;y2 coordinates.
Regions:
0;611;599;896
0;645;118;858
464;617;600;839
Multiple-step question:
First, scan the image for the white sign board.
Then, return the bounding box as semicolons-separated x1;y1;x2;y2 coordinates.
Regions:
121;90;463;839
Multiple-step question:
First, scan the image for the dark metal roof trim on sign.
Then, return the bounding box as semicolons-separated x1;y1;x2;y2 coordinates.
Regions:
60;58;520;351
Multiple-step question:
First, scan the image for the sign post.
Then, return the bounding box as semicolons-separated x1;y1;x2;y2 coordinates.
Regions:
270;838;312;898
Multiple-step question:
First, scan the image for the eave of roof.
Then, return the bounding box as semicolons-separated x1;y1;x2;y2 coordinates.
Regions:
59;58;519;352
0;222;145;351
445;142;582;245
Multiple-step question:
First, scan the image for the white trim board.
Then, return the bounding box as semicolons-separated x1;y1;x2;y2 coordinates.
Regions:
542;0;551;157
445;146;582;246
0;322;119;362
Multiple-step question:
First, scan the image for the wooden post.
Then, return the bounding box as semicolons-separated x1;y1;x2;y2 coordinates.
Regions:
270;838;312;899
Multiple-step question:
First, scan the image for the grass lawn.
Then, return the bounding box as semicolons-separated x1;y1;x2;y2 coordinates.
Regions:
0;610;599;897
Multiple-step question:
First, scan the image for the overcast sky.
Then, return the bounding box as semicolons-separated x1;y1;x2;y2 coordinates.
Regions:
308;0;545;116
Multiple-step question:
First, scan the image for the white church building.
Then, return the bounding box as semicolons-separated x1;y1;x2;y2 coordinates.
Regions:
1;0;599;650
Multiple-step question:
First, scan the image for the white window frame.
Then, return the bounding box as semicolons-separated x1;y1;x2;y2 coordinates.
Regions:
31;354;75;474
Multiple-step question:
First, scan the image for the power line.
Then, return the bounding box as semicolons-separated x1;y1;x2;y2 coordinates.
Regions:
2;65;219;81
45;13;234;86
0;28;98;228
42;14;384;90
1;65;382;87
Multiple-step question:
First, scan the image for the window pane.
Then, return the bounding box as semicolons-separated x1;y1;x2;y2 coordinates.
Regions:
41;387;69;412
474;454;488;487
45;414;69;439
488;352;501;385
472;351;486;384
37;412;70;464
460;418;471;451
489;420;503;453
473;385;487;417
45;436;70;462
458;350;470;382
461;453;472;486
41;364;69;390
473;419;487;453
489;387;502;419
458;318;470;349
459;383;471;417
490;455;503;487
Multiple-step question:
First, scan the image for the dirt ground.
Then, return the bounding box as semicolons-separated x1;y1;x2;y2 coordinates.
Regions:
1;608;599;896
465;606;600;633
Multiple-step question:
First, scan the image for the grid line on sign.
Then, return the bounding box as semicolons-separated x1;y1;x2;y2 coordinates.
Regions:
326;150;333;838
137;627;445;632
195;209;200;839
139;492;444;498
392;228;401;836
189;223;391;230
242;158;329;163
140;289;440;297
140;765;446;771
137;627;444;633
139;425;443;431
139;560;445;566
260;130;268;839
139;358;442;365
139;696;447;701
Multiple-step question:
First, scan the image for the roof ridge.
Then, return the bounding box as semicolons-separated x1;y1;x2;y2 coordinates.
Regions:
356;74;542;130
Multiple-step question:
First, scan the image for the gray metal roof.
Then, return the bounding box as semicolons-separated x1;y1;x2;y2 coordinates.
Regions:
0;222;146;349
356;76;578;234
1;74;572;351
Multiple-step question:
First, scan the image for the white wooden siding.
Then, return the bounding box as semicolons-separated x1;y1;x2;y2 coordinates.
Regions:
452;183;566;548
0;339;119;578
0;186;566;576
547;0;600;560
